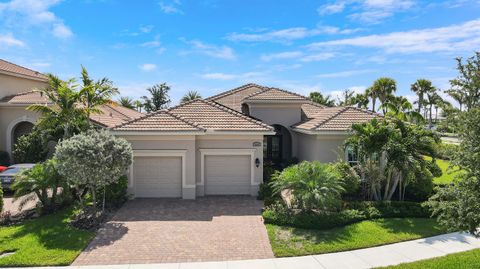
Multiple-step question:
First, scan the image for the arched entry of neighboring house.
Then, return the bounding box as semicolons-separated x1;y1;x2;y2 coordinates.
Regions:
263;124;292;166
6;117;36;156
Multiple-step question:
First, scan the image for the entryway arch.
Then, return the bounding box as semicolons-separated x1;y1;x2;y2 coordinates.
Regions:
6;116;35;156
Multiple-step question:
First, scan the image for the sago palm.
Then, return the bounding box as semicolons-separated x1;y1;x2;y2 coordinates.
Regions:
181;90;202;103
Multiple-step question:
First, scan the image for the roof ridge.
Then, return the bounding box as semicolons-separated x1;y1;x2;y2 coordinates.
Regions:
242;87;270;100
310;106;350;129
345;105;383;117
0;59;48;80
112;109;164;129
112;108;204;131
206;83;266;101
106;103;142;120
242;86;310;101
165;110;206;131
204;99;274;130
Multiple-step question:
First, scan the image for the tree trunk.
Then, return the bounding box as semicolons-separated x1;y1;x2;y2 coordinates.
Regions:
91;186;97;214
386;171;401;201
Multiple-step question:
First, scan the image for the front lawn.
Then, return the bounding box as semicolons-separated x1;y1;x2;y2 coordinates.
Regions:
267;218;444;257
425;156;463;185
0;208;94;267
379;248;480;269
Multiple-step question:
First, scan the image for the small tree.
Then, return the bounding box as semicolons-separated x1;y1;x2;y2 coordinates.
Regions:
54;130;132;214
309;91;335;107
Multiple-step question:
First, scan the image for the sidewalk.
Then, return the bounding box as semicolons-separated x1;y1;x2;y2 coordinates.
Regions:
5;232;480;269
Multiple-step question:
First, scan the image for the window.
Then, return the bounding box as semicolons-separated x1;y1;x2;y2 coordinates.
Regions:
264;135;282;162
345;145;359;166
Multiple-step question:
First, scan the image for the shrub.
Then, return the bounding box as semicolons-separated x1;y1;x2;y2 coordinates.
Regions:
54;129;133;213
270;161;345;212
0;151;10;166
435;143;459;161
12;131;48;163
263;203;366;230
0;185;3;212
11;159;68;214
331;161;361;197
96;175;129;208
344;201;431;218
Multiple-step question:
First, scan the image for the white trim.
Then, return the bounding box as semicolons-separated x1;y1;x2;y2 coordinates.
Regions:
110;131;205;136
199;148;256;187
0;70;48;82
244;99;307;104
204;130;276;135
131;149;194;198
291;128;349;136
6;115;36;156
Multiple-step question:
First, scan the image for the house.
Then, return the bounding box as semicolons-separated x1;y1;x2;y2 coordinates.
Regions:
0;60;378;200
0;59;143;157
111;84;378;199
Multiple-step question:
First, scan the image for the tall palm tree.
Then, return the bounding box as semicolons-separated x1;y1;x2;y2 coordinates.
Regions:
371;77;396;114
411;79;434;114
425;90;441;128
118;96;135;109
446;89;466;111
133;100;144;112
309;91;335;107
351;93;369;109
28;74;85;138
181;90;202;103
79;66;119;124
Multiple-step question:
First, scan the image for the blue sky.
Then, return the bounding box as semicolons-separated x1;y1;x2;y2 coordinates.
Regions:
1;0;480;105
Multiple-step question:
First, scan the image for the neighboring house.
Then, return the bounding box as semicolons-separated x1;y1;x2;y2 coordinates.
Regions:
111;83;378;199
0;59;143;158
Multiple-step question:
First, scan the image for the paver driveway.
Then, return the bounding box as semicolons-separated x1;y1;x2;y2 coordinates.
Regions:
73;196;274;265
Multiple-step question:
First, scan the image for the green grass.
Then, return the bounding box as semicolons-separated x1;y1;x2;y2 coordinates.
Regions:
267;218;445;257
425;156;463;185
379;248;480;269
0;208;95;267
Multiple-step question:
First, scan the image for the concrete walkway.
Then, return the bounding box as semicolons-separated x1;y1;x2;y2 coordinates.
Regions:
6;232;480;269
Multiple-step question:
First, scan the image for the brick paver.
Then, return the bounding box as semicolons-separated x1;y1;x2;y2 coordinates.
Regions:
73;196;274;265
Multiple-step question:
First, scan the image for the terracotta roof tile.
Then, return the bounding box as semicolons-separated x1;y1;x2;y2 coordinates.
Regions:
244;87;309;101
0;91;50;104
113;110;204;132
168;99;273;132
301;103;326;119
207;83;266;112
0;59;48;81
293;106;380;132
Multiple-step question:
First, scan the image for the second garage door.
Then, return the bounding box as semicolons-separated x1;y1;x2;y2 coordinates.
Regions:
134;156;182;198
205;155;251;195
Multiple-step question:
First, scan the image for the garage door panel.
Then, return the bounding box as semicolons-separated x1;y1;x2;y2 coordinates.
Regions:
205;155;250;195
134;156;182;198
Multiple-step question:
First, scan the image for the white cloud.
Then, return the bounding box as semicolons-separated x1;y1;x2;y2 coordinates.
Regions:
139;25;154;33
187;40;236;60
300;52;336;62
0;0;73;39
318;0;415;24
139;63;157;71
307;19;480;54
52;22;73;39
159;0;183;14
226;26;360;43
316;69;375;78
0;33;25;47
200;71;265;81
141;35;162;48
260;51;303;62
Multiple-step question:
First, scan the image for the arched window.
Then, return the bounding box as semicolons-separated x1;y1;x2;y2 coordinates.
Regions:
12;121;34;147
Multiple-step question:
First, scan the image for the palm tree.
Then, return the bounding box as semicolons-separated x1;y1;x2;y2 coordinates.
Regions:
351;93;370;109
446;89;466;111
309;91;335;107
133;100;144;112
411;79;434;114
79;66;119;124
118;96;135;109
28;74;85;138
425;90;441;128
382;96;424;123
142;83;171;112
371;77;397;114
181;90;202;103
337;89;355;106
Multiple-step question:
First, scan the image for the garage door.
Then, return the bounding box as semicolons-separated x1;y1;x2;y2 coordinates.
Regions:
205;155;251;195
134;156;182;198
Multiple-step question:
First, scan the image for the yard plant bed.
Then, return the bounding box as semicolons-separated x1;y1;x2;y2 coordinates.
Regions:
0;208;95;267
379;248;480;269
267;218;444;257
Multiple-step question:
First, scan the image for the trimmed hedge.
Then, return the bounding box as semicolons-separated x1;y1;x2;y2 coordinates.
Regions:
263;201;430;230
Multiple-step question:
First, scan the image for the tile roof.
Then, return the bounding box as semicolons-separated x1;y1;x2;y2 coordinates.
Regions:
0;91;50;104
301;103;326;119
0;91;143;128
167;99;273;132
293;106;380;132
0;59;48;81
243;87;309;102
113;110;204;132
207;83;266;112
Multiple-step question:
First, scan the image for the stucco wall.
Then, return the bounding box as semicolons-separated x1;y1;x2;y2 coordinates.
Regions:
0;106;40;155
296;133;348;163
195;135;264;196
0;73;47;100
248;103;302;158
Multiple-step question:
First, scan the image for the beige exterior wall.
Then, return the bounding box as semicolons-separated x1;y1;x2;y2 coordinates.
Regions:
118;134;265;199
296;133;348;163
247;103;302;158
0;73;47;99
0;106;40;155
